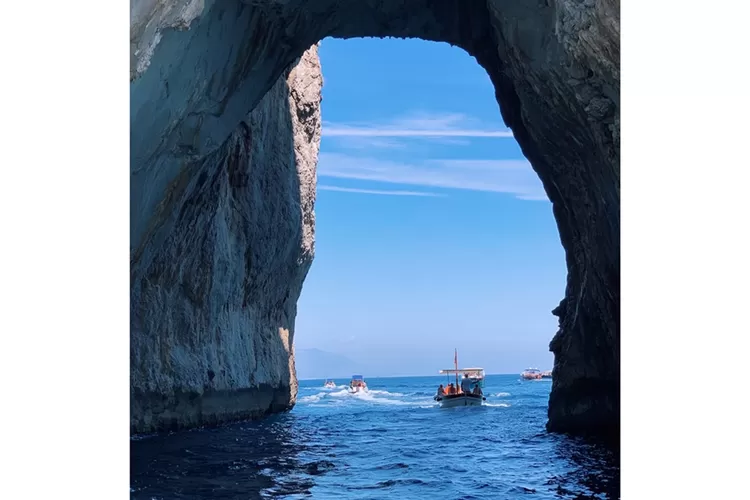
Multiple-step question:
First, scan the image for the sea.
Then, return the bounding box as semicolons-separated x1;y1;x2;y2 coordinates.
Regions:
130;374;620;499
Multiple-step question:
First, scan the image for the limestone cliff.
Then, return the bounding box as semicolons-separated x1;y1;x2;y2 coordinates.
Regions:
130;46;321;433
130;0;619;439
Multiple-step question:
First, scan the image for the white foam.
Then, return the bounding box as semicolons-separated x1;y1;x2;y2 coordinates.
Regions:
298;386;451;408
299;393;325;403
495;392;511;397
367;389;404;397
350;390;411;405
485;402;511;407
328;389;352;398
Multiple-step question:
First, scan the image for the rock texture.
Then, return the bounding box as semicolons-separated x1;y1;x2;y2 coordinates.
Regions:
130;45;321;433
130;0;619;440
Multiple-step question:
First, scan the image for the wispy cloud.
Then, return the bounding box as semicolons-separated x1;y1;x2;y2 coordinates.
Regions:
516;194;550;201
317;185;443;197
324;126;513;138
325;136;407;151
323;112;514;139
317;153;549;202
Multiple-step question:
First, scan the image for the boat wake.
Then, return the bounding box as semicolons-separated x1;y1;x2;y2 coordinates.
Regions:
299;387;433;407
298;387;516;409
368;389;404;397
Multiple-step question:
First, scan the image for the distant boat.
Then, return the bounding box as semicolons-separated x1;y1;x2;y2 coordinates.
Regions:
434;349;486;408
520;368;542;380
324;380;336;389
348;375;367;393
439;368;486;389
541;370;552;379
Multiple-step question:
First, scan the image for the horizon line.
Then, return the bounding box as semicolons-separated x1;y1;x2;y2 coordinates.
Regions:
297;372;550;381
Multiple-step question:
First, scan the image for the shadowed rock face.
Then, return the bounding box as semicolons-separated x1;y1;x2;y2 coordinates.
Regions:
130;45;320;433
130;0;620;439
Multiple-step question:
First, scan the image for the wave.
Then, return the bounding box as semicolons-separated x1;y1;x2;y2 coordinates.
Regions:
296;382;527;409
347;390;412;405
298;387;435;407
348;478;429;490
299;392;327;403
368;389;404;397
328;389;354;398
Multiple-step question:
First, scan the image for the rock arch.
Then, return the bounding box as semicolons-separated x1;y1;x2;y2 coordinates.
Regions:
130;0;619;439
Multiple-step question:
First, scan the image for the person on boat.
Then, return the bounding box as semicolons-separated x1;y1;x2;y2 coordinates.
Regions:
446;383;455;394
460;373;472;394
437;384;445;396
472;383;483;396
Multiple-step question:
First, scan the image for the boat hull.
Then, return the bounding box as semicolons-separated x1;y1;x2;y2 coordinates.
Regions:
436;394;484;408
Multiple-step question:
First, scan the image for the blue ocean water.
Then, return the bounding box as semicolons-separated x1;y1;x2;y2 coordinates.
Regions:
131;374;619;499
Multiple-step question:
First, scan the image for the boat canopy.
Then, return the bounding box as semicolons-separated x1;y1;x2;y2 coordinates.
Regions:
351;375;364;380
439;368;484;376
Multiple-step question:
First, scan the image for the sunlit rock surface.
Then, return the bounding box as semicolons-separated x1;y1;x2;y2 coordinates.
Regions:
130;0;619;439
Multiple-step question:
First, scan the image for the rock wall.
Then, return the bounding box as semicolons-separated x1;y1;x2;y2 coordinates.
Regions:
130;46;321;433
130;0;619;439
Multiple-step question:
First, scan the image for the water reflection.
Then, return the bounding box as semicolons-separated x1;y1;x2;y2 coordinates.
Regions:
130;415;329;499
547;435;620;499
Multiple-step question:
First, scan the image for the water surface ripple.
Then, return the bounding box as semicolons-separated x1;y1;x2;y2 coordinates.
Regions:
131;375;619;499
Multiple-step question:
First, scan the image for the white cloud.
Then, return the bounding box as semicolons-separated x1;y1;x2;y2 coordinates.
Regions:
317;153;549;202
324;126;513;138
322;112;514;139
317;185;443;197
325;136;407;150
516;194;550;201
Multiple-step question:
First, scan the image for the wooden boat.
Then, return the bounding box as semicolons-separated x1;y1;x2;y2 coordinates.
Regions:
434;349;486;408
436;391;485;407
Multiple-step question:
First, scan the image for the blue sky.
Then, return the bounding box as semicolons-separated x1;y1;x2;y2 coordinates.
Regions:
294;37;565;377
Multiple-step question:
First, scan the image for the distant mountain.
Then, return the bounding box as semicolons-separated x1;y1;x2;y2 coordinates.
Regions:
294;348;366;380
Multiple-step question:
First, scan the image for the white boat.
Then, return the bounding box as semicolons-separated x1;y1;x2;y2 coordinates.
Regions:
434;350;486;408
520;368;542;380
324;380;336;389
348;375;367;393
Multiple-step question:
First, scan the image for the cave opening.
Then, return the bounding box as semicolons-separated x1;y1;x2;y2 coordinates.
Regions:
294;37;565;392
130;0;619;441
